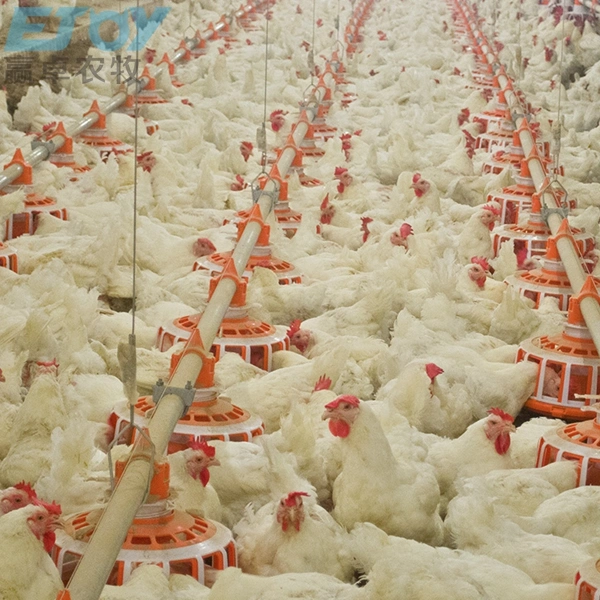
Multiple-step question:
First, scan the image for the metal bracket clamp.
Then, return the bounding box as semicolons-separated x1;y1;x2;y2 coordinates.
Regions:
31;139;57;159
250;173;280;211
152;378;196;416
539;178;570;224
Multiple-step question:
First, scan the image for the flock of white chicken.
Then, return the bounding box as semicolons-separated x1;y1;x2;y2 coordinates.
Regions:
1;0;600;597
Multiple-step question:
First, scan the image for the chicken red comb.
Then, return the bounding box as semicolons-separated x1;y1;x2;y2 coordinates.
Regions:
14;482;37;499
195;237;216;252
240;141;253;151
35;499;62;515
471;256;490;271
412;172;422;184
482;203;501;216
287;319;302;337
354;130;362;136
270;109;286;117
320;194;330;210
400;223;413;238
425;363;444;381
313;375;332;392
283;491;310;506
189;439;216;457
488;407;514;422
334;167;348;177
360;216;373;230
324;395;360;410
340;133;352;141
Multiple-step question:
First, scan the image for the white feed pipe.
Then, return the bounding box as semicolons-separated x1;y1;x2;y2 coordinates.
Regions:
459;1;600;353
64;48;338;600
0;1;268;194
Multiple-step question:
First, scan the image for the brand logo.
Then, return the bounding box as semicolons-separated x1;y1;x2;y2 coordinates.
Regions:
5;7;170;53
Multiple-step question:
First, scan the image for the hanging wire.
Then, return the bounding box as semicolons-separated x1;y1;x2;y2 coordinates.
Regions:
552;0;568;181
125;0;143;431
184;0;195;42
336;0;341;41
308;0;317;82
257;0;271;172
131;0;141;338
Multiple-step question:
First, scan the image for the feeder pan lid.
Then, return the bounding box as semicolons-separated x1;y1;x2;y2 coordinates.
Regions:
195;249;302;284
54;507;234;585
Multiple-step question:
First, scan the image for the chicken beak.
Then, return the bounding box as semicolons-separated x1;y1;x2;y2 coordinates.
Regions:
321;408;333;421
208;458;221;467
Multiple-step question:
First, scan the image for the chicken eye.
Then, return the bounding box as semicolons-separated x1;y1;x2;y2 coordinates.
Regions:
15;498;21;503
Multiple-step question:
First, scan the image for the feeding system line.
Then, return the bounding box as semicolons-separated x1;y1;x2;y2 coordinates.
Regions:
457;0;600;354
56;0;376;596
0;0;271;193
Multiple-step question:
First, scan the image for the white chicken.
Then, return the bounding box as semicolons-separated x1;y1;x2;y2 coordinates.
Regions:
168;440;222;522
234;490;353;581
323;395;444;545
0;503;63;600
426;408;517;512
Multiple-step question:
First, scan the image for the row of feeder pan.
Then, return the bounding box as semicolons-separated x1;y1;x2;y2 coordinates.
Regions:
228;53;354;237
453;1;600;597
51;0;373;594
157;259;290;368
51;1;292;597
0;0;271;279
110;344;265;453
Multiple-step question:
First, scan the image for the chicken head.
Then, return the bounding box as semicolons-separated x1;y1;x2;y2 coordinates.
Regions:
320;195;336;224
276;491;310;532
185;441;220;487
542;365;561;397
0;482;36;515
270;110;287;132
27;502;62;552
468;263;487;288
410;173;431;198
479;203;500;230
240;141;253;162
484;408;516;455
287;320;311;354
193;238;217;258
322;395;361;438
391;223;413;248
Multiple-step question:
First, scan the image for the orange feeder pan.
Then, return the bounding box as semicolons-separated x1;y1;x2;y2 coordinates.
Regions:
2;149;68;240
482;129;525;175
475;119;514;153
78;101;132;162
158;53;185;88
194;206;302;284
0;240;18;272
157;261;289;370
52;461;236;588
46;122;90;178
215;17;237;43
506;228;599;311
136;67;168;105
293;113;325;159
518;277;600;422
110;350;264;452
492;193;594;260
117;97;161;136
471;104;511;133
225;170;303;237
575;559;600;599
487;154;538;225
